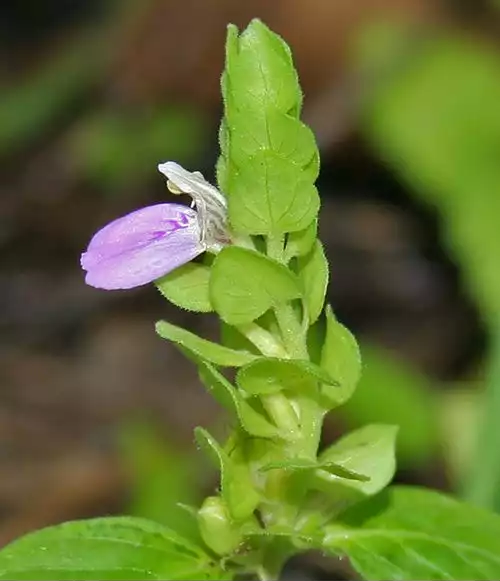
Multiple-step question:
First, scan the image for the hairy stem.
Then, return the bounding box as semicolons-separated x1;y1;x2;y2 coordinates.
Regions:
237;321;288;358
274;304;308;359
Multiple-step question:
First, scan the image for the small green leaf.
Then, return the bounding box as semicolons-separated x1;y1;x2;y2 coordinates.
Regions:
316;424;398;499
225;107;318;174
324;486;500;581
320;461;370;482
195;427;226;474
225;20;301;114
260;458;368;481
320;306;361;406
155;320;256;367
297;240;329;324
285;219;318;261
210;247;301;325
236;357;336;397
194;428;260;521
198;361;282;438
228;153;320;235
0;517;222;580
156;262;212;313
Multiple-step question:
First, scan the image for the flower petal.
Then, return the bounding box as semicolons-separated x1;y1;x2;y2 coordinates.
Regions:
158;161;229;251
157;161;226;208
81;203;204;290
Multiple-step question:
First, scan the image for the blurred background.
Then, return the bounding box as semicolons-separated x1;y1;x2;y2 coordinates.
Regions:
2;0;500;576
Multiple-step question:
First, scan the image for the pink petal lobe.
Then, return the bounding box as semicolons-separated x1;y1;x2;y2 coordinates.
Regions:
81;203;204;290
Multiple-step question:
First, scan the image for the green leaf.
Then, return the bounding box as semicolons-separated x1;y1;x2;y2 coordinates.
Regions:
320;306;361;406
324;486;500;581
285;219;318;261
194;428;260;521
0;517;223;580
156;263;212;313
224;20;301;114
228;153;320;235
236;357;335;397
210;247;301;325
224;107;318;176
340;345;440;469
297;240;329;324
155;320;256;367
359;29;500;321
198;361;282;438
316;424;398;499
260;458;368;481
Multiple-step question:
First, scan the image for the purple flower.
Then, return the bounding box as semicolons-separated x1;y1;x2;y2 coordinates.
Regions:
81;203;204;290
81;162;228;290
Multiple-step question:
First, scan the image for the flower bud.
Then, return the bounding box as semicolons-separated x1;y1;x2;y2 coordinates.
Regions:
197;496;242;556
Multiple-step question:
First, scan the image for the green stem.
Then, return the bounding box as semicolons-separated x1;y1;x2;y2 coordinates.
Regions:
464;326;500;511
257;539;292;581
267;234;285;262
274;304;308;359
262;392;300;437
296;396;325;459
237;322;288;358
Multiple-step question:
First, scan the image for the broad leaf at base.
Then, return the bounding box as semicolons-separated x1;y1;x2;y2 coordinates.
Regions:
0;516;226;580
324;486;500;581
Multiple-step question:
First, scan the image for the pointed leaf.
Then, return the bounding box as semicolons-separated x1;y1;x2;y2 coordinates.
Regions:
236;357;336;397
316;424;398;500
260;458;368;481
198;361;282;438
224;20;301;114
155;320;256;367
320;306;361;406
297;240;329;324
194;428;259;521
285;219;318;261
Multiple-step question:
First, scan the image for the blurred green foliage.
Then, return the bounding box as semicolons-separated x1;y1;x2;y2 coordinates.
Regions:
72;108;208;189
356;21;500;510
0;33;104;157
341;345;439;469
359;25;500;322
119;421;207;542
